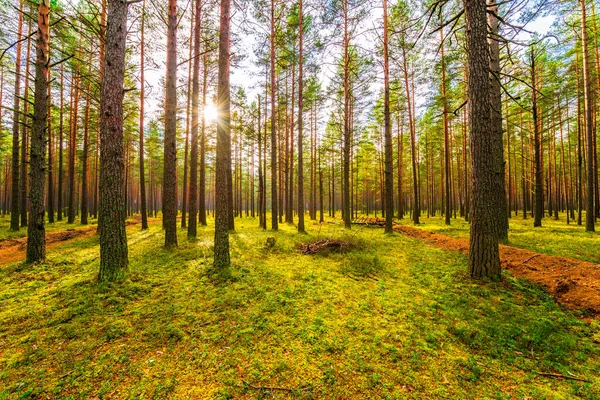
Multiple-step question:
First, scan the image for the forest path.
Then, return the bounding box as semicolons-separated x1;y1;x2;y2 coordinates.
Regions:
0;217;142;266
390;221;600;317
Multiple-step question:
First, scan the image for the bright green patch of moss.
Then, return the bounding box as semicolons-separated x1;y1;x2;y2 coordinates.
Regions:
0;215;598;399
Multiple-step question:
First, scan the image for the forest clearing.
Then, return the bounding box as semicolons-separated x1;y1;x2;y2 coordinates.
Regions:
1;0;600;397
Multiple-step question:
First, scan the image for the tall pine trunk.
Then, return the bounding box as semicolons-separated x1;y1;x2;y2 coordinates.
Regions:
270;0;278;230
26;0;51;263
10;0;24;231
342;0;351;229
465;0;501;279
488;0;508;240
383;0;393;233
139;0;148;230
214;0;231;269
188;0;202;237
98;0;129;281
297;0;306;233
581;0;595;231
163;0;179;247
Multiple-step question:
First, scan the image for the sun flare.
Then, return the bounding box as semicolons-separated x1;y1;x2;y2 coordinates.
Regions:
203;103;218;122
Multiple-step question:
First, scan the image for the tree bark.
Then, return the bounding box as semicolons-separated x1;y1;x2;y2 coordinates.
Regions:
188;0;201;238
383;0;393;233
581;0;595;231
21;17;33;228
139;0;148;230
47;72;54;224
163;0;179;247
10;0;24;231
488;0;508;239
199;52;208;226
297;0;306;233
214;0;231;269
57;62;64;221
67;71;79;224
465;0;501;279
342;0;351;229
26;0;51;263
531;48;543;227
98;0;129;281
270;0;278;230
80;78;91;225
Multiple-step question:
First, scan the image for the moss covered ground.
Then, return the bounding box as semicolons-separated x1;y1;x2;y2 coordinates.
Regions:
0;215;598;399
414;214;599;263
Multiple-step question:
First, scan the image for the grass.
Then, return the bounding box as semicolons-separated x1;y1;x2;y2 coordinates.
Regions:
410;213;600;263
0;215;599;399
0;214;99;241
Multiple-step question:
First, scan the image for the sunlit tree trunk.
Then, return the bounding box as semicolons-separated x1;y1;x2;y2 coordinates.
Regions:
297;0;306;233
383;0;393;233
21;17;33;228
26;0;51;263
81;77;91;225
214;0;231;268
163;0;179;247
139;0;148;230
10;0;24;231
270;0;278;230
580;0;595;231
188;0;202;237
67;69;79;224
465;0;501;279
98;0;130;281
342;0;351;229
488;0;508;239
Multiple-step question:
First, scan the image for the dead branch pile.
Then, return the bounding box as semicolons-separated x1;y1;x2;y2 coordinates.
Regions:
300;239;350;255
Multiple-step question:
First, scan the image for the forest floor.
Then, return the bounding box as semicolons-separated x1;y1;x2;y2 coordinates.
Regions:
0;214;599;399
388;216;600;317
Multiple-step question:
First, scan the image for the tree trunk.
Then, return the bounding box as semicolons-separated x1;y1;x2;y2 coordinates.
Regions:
21;18;33;228
188;0;201;238
465;0;501;279
270;0;278;230
10;0;24;231
297;0;306;233
342;0;351;229
403;47;419;224
81;78;91;225
57;62;64;221
67;71;79;224
581;0;595;231
47;71;54;224
182;2;194;229
97;0;129;281
531;48;543;227
199;52;208;226
488;0;508;240
383;0;393;233
26;0;51;263
139;0;148;229
440;16;451;226
214;0;231;269
163;0;179;247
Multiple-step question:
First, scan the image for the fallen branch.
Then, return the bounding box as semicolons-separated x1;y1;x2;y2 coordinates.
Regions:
522;254;540;264
242;380;310;392
538;372;590;383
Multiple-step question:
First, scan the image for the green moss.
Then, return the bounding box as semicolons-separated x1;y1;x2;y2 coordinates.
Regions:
415;214;599;263
0;215;598;399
